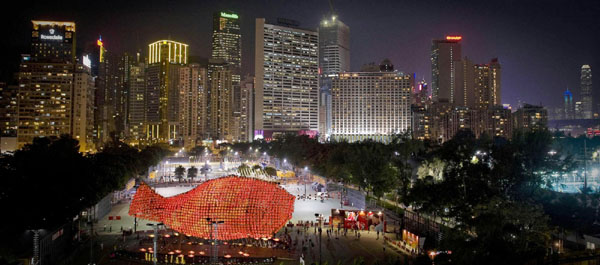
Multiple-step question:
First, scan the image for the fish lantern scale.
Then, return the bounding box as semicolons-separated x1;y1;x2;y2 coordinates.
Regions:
129;175;295;240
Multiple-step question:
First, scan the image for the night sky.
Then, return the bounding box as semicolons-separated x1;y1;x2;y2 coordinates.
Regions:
1;0;599;109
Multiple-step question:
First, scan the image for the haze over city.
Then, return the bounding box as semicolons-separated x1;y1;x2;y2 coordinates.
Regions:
1;0;599;108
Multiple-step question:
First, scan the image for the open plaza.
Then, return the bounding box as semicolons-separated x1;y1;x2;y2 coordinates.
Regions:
91;162;410;265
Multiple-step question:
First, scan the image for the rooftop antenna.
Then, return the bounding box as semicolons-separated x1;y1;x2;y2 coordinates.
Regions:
329;0;335;16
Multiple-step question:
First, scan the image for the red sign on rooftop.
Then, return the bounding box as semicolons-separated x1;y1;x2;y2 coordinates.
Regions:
446;35;462;41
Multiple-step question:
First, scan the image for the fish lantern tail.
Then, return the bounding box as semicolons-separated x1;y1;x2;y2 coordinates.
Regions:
128;182;166;222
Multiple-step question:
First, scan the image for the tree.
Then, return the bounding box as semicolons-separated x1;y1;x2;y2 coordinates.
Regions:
174;165;186;182
238;163;250;176
187;166;198;182
265;166;278;178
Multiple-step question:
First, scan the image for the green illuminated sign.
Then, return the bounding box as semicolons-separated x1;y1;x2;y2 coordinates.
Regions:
220;12;238;19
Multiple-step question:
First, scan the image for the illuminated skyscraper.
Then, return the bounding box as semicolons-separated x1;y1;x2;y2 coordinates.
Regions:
211;11;241;84
319;15;350;75
330;60;412;143
254;18;319;140
30;20;76;63
580;65;592;119
563;88;574;119
431;36;462;104
318;15;350;139
18;21;77;148
146;40;188;142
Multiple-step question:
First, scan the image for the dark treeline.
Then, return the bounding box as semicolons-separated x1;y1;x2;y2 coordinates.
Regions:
230;130;592;264
0;135;169;261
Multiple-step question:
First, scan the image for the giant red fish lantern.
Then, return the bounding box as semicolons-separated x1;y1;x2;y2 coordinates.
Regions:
129;176;295;240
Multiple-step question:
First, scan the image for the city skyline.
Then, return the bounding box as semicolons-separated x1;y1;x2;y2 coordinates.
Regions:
1;0;599;109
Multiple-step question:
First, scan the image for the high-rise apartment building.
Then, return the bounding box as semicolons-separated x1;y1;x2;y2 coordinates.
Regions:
210;67;233;141
0;83;18;137
127;59;146;144
178;64;203;147
456;57;475;107
240;75;254;142
196;67;208;141
18;21;77;148
0;82;18;153
318;15;350;139
330;60;412;143
513;104;548;131
72;59;95;152
431;36;462;104
580;65;592;119
254;18;319;140
146;40;188;143
474;58;501;108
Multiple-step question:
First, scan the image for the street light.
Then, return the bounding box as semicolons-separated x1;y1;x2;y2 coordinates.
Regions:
206;218;224;265
315;213;323;265
429;251;437;265
146;223;164;265
303;167;310;200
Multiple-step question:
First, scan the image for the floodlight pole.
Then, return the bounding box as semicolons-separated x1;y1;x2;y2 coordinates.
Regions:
207;218;224;265
147;222;163;265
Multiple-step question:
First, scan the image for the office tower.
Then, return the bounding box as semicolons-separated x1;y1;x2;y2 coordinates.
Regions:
211;11;242;84
128;59;146;143
330;59;412;143
317;14;349;140
240;75;254;142
116;53;133;137
580;65;592;119
94;37;130;145
18;21;76;148
254;18;319;140
209;64;233;141
564;89;574;120
474;58;501;108
513;104;548;131
146;40;188;142
431;36;462;104
319;15;350;76
575;101;583;118
72;57;95;152
178;64;203;147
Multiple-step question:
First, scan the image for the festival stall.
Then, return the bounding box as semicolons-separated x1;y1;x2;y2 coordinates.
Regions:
330;209;385;231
